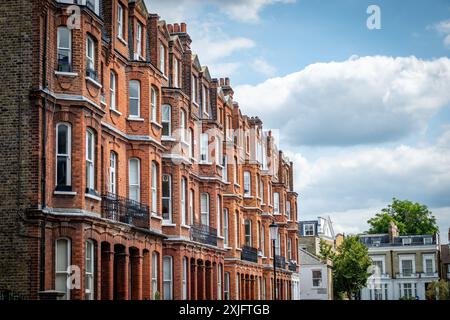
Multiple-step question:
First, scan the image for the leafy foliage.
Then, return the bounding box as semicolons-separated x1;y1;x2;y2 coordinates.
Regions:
425;280;450;300
367;198;438;235
318;239;335;263
331;235;372;299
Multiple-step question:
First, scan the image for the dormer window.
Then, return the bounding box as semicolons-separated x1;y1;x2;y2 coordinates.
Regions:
304;224;315;236
423;237;432;245
402;238;412;246
135;23;142;60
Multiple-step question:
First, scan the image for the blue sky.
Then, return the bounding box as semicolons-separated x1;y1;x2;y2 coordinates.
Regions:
149;0;450;242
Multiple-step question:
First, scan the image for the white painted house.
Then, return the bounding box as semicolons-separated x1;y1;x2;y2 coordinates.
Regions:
298;248;333;300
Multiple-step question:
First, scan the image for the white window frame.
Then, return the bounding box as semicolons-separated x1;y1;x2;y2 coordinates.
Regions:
86;129;95;192
245;219;252;247
189;129;194;158
152;252;158;299
135;23;142;59
86;35;95;72
151;162;158;214
399;255;416;276
189;189;194;225
180;110;186;142
129;158;140;202
181;177;187;225
261;225;265;257
304;223;315;236
129;80;141;118
244;171;251;196
423;254;436;274
182;257;188;299
192;75;197;103
217;196;221;236
56;123;71;188
110;71;117;110
217;264;222;300
162;174;172;223
312;270;323;288
200;133;209;163
151;87;157;122
223;208;229;246
224;272;230;300
173;57;179;88
273;192;280;214
85;240;94;300
286;201;291;220
160;44;166;75
222;155;228;182
117;3;124;40
162;104;171;137
200;193;210;226
287;238;292;261
55;238;71;300
370;256;385;276
57;27;72;69
163;256;173;300
109;152;117;194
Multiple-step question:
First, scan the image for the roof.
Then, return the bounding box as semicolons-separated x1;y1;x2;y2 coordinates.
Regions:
359;233;437;248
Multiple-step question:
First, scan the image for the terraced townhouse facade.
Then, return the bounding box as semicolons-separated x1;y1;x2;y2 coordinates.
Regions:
0;0;300;300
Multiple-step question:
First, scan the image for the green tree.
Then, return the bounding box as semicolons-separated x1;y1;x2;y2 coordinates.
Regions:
332;235;372;300
318;239;335;263
367;198;438;235
425;280;450;300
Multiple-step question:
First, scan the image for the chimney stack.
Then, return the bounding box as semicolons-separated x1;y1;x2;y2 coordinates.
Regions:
388;222;399;243
174;23;180;33
219;78;224;86
181;22;187;33
167;24;173;33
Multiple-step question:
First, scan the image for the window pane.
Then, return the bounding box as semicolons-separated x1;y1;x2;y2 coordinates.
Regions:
56;239;69;272
58;27;70;49
129;159;139;184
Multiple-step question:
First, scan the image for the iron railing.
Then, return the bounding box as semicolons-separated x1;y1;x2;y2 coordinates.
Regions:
190;223;218;246
288;261;297;272
241;246;258;263
101;192;149;229
275;255;286;269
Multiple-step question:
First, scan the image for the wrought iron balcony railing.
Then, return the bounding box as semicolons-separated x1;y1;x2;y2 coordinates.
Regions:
288;261;297;272
241;246;258;263
190;223;218;246
101;192;149;229
275;255;286;269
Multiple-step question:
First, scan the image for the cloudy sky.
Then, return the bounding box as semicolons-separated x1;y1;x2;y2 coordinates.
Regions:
147;0;450;242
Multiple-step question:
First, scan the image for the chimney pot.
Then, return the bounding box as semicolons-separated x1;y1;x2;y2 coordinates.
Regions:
167;24;173;33
174;23;180;33
225;77;230;86
220;78;224;86
181;22;187;33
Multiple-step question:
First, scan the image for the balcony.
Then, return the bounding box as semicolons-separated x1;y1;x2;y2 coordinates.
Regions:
288;261;297;272
275;255;286;269
370;273;391;279
241;246;258;263
101;192;150;229
190;223;217;246
420;272;438;278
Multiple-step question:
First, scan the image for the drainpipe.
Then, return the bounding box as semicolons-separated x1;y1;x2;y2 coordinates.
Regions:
39;9;49;293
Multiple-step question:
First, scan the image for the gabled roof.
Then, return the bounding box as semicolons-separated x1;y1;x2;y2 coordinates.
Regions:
129;0;148;17
201;66;212;81
298;248;323;265
192;54;202;71
170;35;184;54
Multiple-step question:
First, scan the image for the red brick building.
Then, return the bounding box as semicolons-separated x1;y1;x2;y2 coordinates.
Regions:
0;0;300;300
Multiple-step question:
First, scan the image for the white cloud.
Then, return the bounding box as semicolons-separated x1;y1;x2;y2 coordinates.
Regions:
147;0;295;23
430;19;450;49
235;56;450;146
251;57;277;76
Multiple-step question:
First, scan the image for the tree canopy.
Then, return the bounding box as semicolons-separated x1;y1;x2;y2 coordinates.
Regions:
331;235;372;299
367;198;438;235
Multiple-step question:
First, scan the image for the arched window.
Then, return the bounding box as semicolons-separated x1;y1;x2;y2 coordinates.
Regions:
129;158;140;202
162;104;171;137
57;27;72;72
200;193;209;225
151;87;158;122
56;123;71;190
129;80;140;117
86;129;96;193
55;238;71;300
162;174;172;223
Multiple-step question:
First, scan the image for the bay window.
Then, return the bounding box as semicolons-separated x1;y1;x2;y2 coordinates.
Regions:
162;104;171;136
110;71;117;111
200;133;208;162
244;171;251;196
182;257;188;299
217;196;221;236
57;27;72;72
109;152;117;194
152;252;159;299
245;219;252;247
135;23;142;59
55;238;71;300
129;80;140;118
85;129;95;193
223;208;229;246
117;3;124;39
85;240;94;300
86;35;95;76
274;192;280;214
151;162;158;214
181;177;187;225
151;87;157;122
163;256;173;300
180;110;186;142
